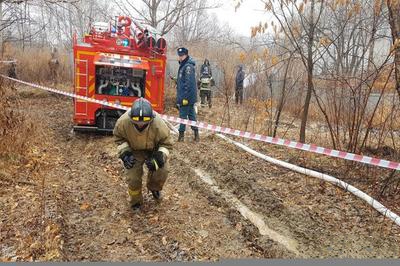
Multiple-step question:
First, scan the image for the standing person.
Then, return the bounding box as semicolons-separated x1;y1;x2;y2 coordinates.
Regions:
198;59;213;108
200;59;212;78
7;61;17;79
48;50;60;86
235;65;245;104
113;98;173;210
176;47;199;142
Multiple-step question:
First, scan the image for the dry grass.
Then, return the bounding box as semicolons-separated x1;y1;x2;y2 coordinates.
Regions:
0;79;34;159
2;45;72;84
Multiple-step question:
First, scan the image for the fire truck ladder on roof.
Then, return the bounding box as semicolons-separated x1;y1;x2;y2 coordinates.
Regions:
75;59;89;116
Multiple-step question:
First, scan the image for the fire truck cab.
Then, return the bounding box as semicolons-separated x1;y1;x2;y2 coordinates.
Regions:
73;16;167;132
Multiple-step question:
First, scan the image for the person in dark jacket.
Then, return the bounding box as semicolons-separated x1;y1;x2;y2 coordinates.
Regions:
176;47;199;142
200;59;212;78
198;59;214;108
235;65;245;104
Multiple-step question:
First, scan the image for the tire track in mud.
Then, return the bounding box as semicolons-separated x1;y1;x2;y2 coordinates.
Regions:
193;168;299;255
172;142;298;258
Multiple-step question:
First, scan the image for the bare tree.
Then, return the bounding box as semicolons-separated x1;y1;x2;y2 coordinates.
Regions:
263;0;326;143
386;0;400;98
170;0;220;45
115;0;217;36
0;0;111;50
241;0;397;155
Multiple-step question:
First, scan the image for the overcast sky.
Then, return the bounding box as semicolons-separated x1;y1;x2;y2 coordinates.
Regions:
211;0;270;37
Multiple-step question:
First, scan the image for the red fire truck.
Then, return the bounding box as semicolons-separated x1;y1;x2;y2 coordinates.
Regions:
73;16;167;132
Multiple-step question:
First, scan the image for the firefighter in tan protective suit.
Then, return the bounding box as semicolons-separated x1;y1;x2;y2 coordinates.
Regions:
113;98;173;210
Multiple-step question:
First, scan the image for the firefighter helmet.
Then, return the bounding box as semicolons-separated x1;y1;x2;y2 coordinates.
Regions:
129;98;155;127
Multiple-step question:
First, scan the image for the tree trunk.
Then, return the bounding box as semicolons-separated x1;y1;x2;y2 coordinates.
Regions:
387;0;400;98
300;62;314;142
299;0;316;143
0;1;3;57
273;56;291;137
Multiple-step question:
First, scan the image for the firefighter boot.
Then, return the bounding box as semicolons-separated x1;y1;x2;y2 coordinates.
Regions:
151;190;161;200
178;131;184;142
193;129;200;142
128;187;143;210
147;161;168;202
131;202;142;210
126;160;144;210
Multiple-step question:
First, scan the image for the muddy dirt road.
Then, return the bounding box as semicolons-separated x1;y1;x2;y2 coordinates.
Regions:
1;87;399;261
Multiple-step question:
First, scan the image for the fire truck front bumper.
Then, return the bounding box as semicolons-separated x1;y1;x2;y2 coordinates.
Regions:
73;125;113;133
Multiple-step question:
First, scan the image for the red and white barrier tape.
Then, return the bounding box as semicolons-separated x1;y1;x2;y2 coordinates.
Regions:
0;60;17;64
3;75;400;171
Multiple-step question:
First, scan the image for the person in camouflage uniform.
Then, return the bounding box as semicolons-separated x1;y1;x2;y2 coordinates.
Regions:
7;61;17;79
235;65;245;105
48;50;60;85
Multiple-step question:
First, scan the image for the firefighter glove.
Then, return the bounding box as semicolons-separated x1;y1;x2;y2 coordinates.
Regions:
182;99;189;106
169;75;177;84
145;151;165;171
120;151;136;169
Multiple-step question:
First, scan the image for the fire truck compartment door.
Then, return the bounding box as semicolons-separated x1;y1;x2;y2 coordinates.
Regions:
94;53;149;70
